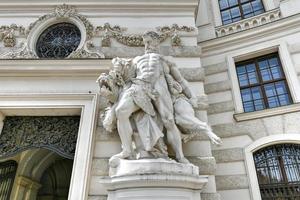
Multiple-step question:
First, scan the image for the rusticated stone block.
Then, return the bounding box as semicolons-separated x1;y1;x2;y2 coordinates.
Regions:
208;101;234;115
178;67;205;82
216;175;249;190
91;158;109;176
188;156;216;175
204;80;231;94
212;148;244;163
88;196;107;200
201;193;221;200
204;62;227;76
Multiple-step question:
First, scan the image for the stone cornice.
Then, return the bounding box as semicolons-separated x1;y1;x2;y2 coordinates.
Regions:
0;0;198;15
0;59;110;77
200;13;300;56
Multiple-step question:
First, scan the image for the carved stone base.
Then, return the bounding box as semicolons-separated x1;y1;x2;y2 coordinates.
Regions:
104;158;208;200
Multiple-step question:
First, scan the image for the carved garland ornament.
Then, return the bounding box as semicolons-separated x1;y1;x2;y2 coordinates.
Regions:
96;23;195;47
0;4;195;59
0;116;80;159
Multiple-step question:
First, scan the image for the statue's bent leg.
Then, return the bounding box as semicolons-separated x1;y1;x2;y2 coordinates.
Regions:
115;93;139;158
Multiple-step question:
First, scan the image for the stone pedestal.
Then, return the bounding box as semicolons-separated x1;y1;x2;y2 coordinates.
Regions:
104;158;208;200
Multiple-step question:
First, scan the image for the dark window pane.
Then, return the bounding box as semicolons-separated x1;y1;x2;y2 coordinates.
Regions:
241;88;252;101
264;83;277;97
261;69;272;81
242;3;253;15
228;0;238;6
221;10;232;23
230;7;241;19
258;60;268;69
270;66;282;79
248;72;258;84
268;96;280;108
237;66;246;75
275;81;287;95
219;0;229;10
278;94;290;106
254;99;265;110
251;87;263;100
238;74;249;87
252;0;264;12
243;101;254;112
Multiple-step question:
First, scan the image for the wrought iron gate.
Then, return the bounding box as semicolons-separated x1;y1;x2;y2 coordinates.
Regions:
254;144;300;200
0;160;17;200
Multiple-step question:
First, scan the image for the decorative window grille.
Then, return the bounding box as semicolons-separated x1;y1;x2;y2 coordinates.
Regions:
253;144;300;200
36;22;81;59
236;53;292;113
0;160;18;200
219;0;265;25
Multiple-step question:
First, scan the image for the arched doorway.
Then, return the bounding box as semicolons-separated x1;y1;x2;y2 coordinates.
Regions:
37;158;73;200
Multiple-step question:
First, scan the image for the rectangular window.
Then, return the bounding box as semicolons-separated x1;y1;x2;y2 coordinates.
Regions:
236;53;292;113
219;0;265;25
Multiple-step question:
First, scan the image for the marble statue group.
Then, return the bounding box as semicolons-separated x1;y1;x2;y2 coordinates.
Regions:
97;31;221;165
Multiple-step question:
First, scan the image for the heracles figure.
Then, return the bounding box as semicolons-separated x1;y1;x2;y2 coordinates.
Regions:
97;31;221;164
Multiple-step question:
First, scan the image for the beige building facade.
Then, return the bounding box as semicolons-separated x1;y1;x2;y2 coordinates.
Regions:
0;0;299;200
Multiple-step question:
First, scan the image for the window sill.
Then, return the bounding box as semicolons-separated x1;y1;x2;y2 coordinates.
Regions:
234;103;300;122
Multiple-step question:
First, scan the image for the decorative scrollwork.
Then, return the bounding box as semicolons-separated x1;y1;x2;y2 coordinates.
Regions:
0;116;80;159
27;4;94;40
0;42;38;59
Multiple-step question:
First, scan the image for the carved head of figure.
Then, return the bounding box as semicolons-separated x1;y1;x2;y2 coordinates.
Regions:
142;31;160;53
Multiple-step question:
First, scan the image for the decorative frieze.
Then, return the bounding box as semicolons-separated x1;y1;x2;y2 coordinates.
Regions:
95;23;195;47
0;4;196;59
215;8;281;37
0;116;80;159
0;24;25;47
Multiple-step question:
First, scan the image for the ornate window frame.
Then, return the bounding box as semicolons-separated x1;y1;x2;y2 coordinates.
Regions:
26;4;95;59
227;41;300;120
0;93;98;200
244;134;300;200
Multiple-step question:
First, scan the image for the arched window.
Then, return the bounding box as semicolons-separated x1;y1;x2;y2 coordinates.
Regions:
0;160;18;200
253;144;300;199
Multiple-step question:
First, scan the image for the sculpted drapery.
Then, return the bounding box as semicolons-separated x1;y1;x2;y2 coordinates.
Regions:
97;31;221;164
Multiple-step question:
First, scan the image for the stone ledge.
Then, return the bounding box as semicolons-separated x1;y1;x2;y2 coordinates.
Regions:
234;103;300;122
212;148;244;163
215;175;249;190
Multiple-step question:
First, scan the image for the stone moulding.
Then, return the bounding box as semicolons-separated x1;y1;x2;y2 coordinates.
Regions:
215;8;281;37
0;4;196;59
